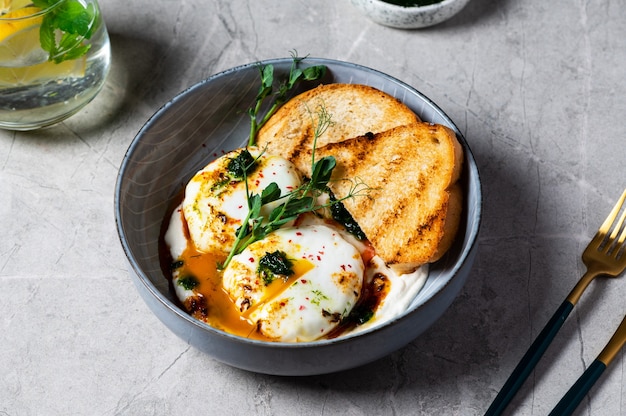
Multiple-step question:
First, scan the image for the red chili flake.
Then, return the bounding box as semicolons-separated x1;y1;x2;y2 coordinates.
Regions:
280;301;286;307
340;265;346;271
258;172;265;178
238;205;243;209
248;257;255;263
296;232;303;236
299;305;305;311
317;255;321;261
300;279;308;284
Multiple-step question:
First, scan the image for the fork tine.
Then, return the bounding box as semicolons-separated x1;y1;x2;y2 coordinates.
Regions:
608;195;626;240
616;209;626;258
599;189;626;235
597;189;626;254
615;205;626;240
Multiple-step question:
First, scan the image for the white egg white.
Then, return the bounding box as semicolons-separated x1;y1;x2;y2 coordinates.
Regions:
293;214;429;333
182;147;302;255
222;224;364;342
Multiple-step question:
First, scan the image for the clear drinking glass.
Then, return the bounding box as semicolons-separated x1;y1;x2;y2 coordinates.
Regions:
0;0;110;130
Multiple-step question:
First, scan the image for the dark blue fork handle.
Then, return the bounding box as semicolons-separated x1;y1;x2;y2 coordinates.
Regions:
548;359;606;416
485;300;575;416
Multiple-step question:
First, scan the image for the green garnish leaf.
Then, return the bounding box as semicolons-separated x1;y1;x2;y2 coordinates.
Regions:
50;1;90;32
282;196;315;216
248;193;263;216
309;156;336;191
218;102;373;271
247;51;326;147
32;0;99;64
257;65;274;101
217;54;372;271
258;250;294;285
301;65;327;81
260;182;281;204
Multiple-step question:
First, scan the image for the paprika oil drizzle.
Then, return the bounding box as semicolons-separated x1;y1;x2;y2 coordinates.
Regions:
159;193;392;342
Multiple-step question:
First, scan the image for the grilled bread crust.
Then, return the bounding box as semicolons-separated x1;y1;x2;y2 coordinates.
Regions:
296;122;464;272
257;83;420;162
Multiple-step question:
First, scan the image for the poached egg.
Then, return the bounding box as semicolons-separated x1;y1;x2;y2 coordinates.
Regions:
182;147;301;255
222;224;364;342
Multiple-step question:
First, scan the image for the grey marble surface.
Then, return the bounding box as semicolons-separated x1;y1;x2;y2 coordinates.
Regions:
2;0;626;414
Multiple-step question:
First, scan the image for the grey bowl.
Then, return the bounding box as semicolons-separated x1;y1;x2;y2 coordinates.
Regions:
115;57;481;376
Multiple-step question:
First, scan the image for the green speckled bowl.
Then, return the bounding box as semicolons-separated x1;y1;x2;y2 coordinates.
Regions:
350;0;471;29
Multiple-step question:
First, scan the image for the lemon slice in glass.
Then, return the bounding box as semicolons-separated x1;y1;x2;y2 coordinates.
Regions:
0;5;86;87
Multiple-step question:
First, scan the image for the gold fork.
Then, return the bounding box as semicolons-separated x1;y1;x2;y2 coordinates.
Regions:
548;189;626;415
485;188;626;416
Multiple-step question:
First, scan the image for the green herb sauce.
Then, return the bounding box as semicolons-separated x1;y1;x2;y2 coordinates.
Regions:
177;275;199;290
227;149;256;180
329;192;366;240
258;250;294;285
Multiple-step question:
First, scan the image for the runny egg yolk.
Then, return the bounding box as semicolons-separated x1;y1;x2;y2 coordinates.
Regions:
171;237;316;341
222;225;364;342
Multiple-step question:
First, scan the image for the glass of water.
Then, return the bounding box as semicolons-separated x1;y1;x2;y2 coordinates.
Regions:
0;0;110;130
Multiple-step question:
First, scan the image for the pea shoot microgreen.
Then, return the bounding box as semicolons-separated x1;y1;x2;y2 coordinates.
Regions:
32;0;99;64
219;103;371;270
247;50;327;147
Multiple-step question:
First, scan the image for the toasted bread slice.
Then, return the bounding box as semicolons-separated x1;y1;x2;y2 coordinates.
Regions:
297;122;464;272
256;83;420;161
